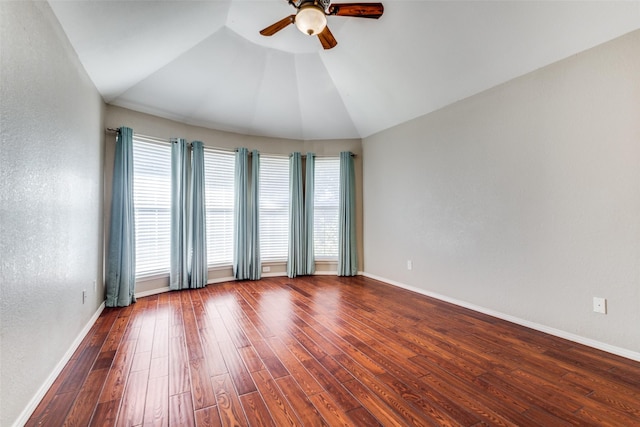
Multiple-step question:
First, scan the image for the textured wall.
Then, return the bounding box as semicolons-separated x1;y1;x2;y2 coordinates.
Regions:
0;2;105;426
363;30;640;354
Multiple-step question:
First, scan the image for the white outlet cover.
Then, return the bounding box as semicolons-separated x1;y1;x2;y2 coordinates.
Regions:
593;297;607;314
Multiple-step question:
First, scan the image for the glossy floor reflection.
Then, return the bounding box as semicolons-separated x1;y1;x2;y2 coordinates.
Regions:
28;275;640;426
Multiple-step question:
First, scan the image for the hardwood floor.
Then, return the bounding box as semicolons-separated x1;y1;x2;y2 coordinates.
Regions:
27;275;640;426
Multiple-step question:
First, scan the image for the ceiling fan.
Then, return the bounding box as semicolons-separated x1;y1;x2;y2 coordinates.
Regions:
259;0;384;49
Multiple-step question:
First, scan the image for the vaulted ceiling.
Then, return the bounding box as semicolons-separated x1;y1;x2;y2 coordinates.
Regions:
49;1;640;141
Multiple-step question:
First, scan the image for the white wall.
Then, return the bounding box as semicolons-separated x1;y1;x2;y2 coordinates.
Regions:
363;30;640;355
0;2;105;426
104;106;363;294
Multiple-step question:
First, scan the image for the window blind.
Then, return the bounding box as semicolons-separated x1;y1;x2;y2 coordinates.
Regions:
132;136;172;278
314;157;340;259
259;155;290;261
203;148;235;266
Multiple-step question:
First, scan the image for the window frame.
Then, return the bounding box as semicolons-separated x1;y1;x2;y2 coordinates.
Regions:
131;135;172;280
313;156;340;261
203;147;236;267
259;154;290;262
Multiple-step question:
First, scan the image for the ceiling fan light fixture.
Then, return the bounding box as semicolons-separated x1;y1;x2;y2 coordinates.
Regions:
295;4;327;36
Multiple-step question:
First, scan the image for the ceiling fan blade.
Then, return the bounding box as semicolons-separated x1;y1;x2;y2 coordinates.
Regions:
259;15;295;36
318;25;338;49
328;3;384;19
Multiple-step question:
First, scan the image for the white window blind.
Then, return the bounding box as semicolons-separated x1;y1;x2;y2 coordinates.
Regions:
203;148;235;266
259;155;290;261
314;157;340;259
132;136;171;279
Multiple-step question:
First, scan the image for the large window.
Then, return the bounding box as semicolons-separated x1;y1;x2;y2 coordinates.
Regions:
132;136;172;278
130;141;339;276
314;157;340;259
259;155;290;261
203;148;235;266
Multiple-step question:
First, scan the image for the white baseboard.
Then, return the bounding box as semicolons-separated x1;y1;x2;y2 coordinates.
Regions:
13;302;106;427
135;276;269;298
209;276;237;283
135;271;347;298
361;272;640;362
135;286;170;298
135;276;240;297
313;270;339;276
260;272;287;278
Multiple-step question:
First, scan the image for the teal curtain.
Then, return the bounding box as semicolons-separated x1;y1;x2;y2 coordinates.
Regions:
234;148;261;280
338;151;358;276
190;141;207;288
305;152;316;275
249;150;261;280
287;152;304;278
171;138;190;290
234;148;251;279
106;127;136;307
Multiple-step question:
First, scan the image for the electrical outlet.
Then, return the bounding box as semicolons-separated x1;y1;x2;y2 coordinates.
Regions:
593;297;607;314
82;290;87;304
93;280;97;292
407;260;413;270
263;266;271;273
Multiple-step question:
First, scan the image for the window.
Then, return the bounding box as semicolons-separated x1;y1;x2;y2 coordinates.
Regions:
203;148;235;266
132;136;171;278
259;155;290;261
314;157;340;259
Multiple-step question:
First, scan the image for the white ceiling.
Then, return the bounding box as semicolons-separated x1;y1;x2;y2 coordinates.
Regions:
48;1;640;141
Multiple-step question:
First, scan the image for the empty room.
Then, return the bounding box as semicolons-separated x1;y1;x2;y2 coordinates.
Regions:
2;1;640;426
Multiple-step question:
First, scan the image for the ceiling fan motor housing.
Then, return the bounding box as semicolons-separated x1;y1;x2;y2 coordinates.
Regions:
293;0;331;13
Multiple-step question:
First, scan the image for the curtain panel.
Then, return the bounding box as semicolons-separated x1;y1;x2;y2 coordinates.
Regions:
170;139;190;290
287;152;317;277
287;152;305;277
190;141;208;288
338;151;358;276
106;127;136;307
171;139;209;290
233;148;249;279
249;150;261;280
304;152;316;275
234;148;261;280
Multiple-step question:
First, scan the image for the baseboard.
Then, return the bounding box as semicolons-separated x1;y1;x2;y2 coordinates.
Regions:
209;275;237;283
135;271;346;298
12;302;106;427
135;276;265;298
314;270;339;276
135;286;170;298
260;272;288;278
135;276;243;297
361;272;640;363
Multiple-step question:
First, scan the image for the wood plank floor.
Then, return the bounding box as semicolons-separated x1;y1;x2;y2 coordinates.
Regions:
27;275;640;426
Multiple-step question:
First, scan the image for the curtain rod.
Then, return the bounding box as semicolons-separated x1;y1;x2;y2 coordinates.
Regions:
238;149;356;158
106;128;356;157
288;152;357;158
